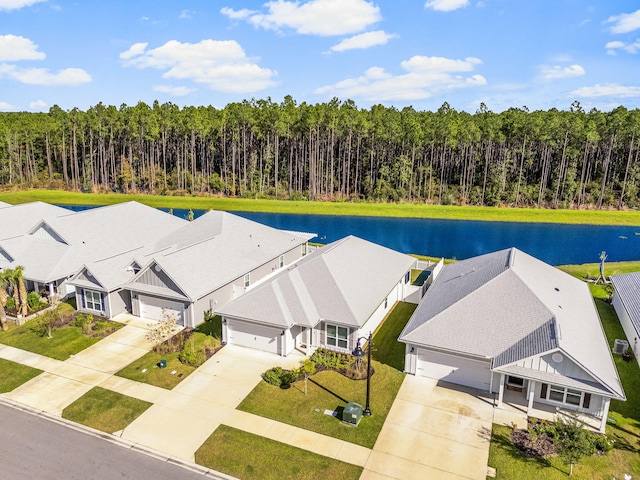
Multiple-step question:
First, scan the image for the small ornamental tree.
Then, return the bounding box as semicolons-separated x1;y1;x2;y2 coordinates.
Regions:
145;308;180;349
554;416;596;476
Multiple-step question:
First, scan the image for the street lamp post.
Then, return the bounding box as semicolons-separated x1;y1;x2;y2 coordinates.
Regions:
352;332;372;416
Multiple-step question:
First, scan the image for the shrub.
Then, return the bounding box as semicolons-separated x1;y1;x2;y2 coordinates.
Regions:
590;433;614;453
6;297;15;309
263;367;283;386
27;291;43;311
280;369;299;386
179;345;206;367
73;313;94;335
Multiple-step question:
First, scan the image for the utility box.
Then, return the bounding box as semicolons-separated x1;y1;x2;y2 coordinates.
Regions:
342;402;363;426
159;359;167;368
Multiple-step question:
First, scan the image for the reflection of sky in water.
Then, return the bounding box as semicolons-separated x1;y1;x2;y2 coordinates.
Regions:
62;205;640;266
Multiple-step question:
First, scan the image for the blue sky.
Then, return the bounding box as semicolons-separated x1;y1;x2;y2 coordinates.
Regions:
1;0;639;113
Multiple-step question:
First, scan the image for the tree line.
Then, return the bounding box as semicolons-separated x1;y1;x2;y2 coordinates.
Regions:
1;98;639;209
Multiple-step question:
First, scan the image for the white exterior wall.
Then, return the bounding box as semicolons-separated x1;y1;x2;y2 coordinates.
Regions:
532;382;606;417
612;290;640;365
358;280;403;338
511;353;598;383
404;345;418;374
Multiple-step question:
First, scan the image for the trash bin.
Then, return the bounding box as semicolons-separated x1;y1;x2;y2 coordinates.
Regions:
342;402;363;426
159;359;167;368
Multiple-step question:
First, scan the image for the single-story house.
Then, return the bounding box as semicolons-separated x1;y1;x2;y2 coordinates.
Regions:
69;210;314;328
216;235;417;356
399;247;625;432
1;202;186;297
0;201;69;241
610;272;640;365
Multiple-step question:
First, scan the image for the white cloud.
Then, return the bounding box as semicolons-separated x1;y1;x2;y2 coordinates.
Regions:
425;0;468;12
330;30;396;52
0;35;45;61
314;55;486;101
179;9;194;19
0;63;91;85
570;83;640;98
539;64;585;80
0;101;17;111
120;39;277;93
29;99;47;110
153;85;195;96
221;0;381;36
606;39;640;55
0;0;46;11
605;9;640;34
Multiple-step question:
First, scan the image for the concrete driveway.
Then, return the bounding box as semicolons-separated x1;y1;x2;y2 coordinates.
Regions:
120;344;302;461
363;375;494;480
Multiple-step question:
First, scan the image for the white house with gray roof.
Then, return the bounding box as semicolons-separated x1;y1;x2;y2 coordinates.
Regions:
611;272;640;365
400;248;625;432
216;236;416;356
69;210;313;328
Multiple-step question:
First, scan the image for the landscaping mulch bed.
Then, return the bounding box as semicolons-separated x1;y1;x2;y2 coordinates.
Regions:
510;429;557;457
153;327;222;359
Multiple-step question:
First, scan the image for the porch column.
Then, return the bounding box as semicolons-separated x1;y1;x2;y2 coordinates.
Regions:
221;317;229;344
527;380;536;416
497;373;505;408
599;397;611;433
306;328;312;357
48;283;55;296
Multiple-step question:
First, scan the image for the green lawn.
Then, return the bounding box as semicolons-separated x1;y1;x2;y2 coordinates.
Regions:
0;358;42;393
558;260;640;280
62;387;152;434
371;302;417;371
487;264;640;480
2;189;640;226
115;332;215;389
195;315;222;339
238;360;404;449
195;425;362;480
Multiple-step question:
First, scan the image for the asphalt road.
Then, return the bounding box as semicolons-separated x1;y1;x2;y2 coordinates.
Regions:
0;402;227;480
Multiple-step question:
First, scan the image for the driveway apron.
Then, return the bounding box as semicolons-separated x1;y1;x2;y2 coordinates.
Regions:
362;375;494;480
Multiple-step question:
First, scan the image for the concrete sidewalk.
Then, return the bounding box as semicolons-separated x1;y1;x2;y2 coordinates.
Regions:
0;317;156;416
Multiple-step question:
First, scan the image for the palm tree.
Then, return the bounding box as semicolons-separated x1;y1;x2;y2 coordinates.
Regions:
0;268;12;331
13;266;28;317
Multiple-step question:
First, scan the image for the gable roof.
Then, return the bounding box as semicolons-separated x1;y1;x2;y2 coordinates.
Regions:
0;201;70;240
2;202;187;283
611;271;640;337
128;210;314;300
400;247;624;399
216;235;416;329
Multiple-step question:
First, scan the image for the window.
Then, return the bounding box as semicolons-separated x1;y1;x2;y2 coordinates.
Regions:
279;255;284;268
543;383;586;407
326;324;349;350
244;273;250;288
405;271;410;284
84;289;102;311
507;376;524;387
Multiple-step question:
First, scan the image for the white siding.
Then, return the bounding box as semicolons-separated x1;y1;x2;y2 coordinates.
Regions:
358;280;403;338
511;352;598;384
612;290;640;365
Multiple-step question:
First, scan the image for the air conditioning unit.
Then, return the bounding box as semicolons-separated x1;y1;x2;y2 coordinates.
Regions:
613;339;629;354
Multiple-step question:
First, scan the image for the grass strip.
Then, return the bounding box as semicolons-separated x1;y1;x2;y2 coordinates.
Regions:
0;358;42;393
62;387;151;434
2;189;640;226
195;425;362;480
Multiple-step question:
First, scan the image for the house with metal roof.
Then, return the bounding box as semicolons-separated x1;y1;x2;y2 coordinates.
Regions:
611;271;640;365
216;236;416;356
69;210;313;328
399;247;625;432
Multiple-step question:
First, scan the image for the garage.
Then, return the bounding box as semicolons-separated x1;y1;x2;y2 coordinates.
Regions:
227;319;281;355
138;295;185;326
416;349;491;391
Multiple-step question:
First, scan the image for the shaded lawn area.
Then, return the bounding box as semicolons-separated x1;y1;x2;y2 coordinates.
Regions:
195;315;222;339
371;301;417;371
195;425;362;480
488;265;640;479
0;358;42;393
115;332;214;389
238;360;404;449
62;387;151;434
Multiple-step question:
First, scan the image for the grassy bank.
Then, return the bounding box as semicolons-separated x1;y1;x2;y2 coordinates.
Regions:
2;189;640;226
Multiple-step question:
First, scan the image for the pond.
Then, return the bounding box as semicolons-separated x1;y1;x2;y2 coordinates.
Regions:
61;205;640;266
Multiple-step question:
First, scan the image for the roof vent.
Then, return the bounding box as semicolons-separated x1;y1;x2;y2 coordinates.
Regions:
554;287;560;292
508;247;516;267
551;352;563;363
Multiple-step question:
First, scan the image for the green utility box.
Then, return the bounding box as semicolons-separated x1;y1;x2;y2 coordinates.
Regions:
342;402;363;426
159;359;167;368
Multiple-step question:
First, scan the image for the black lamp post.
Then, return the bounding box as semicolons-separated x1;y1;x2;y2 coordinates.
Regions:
352;332;372;416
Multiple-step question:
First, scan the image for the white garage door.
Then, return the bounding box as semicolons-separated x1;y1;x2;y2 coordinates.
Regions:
227;319;280;354
139;295;185;326
417;349;491;391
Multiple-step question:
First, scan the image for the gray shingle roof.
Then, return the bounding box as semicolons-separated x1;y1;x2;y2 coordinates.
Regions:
0;202;70;240
400;247;624;399
611;272;640;338
217;236;416;329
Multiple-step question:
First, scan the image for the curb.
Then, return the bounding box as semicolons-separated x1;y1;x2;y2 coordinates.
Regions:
0;396;237;480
